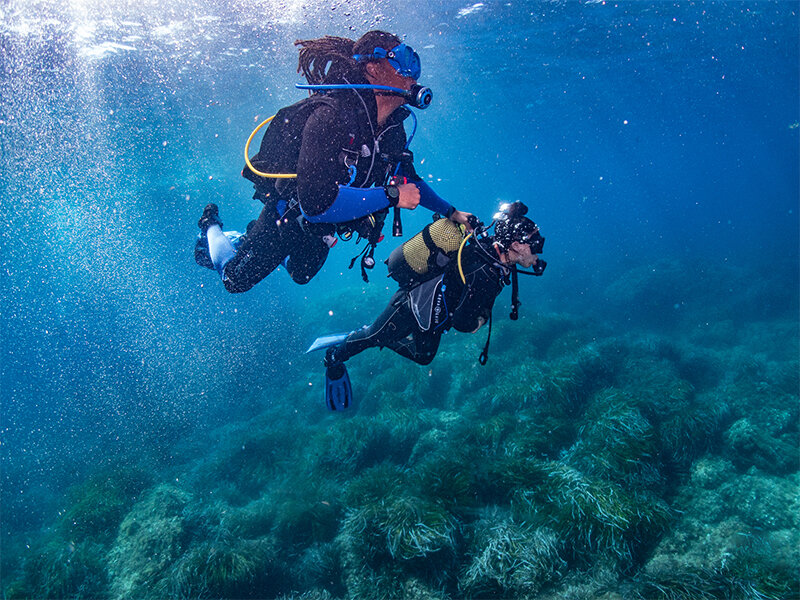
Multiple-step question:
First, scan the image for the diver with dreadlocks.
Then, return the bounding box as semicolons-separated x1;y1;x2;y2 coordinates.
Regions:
307;202;547;410
195;31;473;290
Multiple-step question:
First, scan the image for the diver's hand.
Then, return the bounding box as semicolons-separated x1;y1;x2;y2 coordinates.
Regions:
471;316;486;333
449;209;475;231
397;183;420;210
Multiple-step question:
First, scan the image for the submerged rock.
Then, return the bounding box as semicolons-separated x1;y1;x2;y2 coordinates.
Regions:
640;461;799;597
106;484;192;599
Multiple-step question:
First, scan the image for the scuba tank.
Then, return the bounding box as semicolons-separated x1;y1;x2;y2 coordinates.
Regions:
386;217;467;288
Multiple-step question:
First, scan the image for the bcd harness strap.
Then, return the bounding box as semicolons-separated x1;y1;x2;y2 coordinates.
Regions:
479;312;493;366
474;257;513;367
421;221;452;270
510;266;520;321
349;240;376;283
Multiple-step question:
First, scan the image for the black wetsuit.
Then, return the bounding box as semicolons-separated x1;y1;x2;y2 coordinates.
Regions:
221;83;422;292
334;238;509;365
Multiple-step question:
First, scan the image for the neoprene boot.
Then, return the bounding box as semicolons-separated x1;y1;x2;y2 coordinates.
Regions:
198;203;223;232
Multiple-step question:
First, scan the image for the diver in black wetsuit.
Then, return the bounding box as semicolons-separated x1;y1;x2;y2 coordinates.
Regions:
312;202;547;410
195;31;472;291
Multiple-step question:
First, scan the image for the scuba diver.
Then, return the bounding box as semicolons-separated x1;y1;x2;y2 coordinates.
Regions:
195;30;472;290
308;202;547;410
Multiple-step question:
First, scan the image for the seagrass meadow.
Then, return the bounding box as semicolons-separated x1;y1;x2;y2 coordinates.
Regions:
3;256;798;599
1;1;798;599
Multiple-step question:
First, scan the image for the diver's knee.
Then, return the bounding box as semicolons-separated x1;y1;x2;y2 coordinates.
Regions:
222;274;253;294
290;272;315;285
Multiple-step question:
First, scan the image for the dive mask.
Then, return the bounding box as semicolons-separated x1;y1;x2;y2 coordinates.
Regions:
494;202;545;253
521;229;545;254
354;43;422;80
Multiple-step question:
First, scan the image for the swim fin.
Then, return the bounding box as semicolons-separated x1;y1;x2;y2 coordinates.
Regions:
307;333;349;353
324;362;352;411
194;231;244;270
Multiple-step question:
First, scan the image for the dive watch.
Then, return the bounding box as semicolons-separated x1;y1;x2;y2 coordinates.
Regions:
384;183;401;206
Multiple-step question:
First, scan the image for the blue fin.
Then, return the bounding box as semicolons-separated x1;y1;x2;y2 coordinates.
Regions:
306;333;349;353
325;363;352;411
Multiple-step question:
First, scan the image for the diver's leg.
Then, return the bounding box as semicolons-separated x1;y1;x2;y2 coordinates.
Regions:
322;291;415;410
197;204;237;274
388;328;443;366
339;287;444;365
327;291;415;364
284;228;330;285
220;205;292;293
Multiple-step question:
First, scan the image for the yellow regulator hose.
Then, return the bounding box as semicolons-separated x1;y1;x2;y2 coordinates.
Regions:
243;116;297;179
457;232;473;284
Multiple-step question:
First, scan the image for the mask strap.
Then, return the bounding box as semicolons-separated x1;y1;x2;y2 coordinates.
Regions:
353;47;388;62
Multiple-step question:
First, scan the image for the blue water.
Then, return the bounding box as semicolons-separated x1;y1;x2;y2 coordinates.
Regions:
1;1;798;597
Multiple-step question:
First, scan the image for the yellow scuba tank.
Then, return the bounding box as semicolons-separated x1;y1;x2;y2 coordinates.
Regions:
386;217;467;287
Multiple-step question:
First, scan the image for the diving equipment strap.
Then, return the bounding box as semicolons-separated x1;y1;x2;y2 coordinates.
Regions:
349;242;376;283
510;267;520;321
479;312;492;366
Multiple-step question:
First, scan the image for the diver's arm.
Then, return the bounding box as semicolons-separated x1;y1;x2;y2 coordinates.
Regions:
471;316;487;333
385;127;456;218
451;266;502;333
395;161;454;217
413;179;454;217
295;104;351;217
451;290;495;333
302;185;389;223
302;183;422;223
414;179;473;228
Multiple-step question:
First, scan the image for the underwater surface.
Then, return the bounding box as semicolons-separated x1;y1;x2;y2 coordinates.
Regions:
1;0;798;598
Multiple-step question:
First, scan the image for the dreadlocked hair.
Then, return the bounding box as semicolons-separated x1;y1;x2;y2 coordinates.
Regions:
295;36;355;85
294;31;402;85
